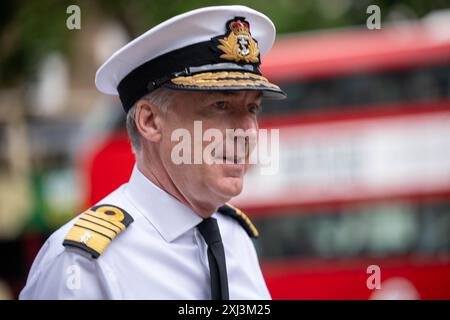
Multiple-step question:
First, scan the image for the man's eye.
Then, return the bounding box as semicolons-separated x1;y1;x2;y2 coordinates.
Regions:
213;101;229;110
248;104;261;114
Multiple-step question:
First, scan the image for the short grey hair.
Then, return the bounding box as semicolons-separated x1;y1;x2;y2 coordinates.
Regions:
126;87;175;153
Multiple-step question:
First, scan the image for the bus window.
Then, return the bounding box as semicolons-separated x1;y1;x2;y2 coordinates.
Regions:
253;200;450;261
261;63;450;116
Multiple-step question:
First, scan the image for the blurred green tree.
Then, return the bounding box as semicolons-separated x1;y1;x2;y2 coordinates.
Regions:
0;0;449;86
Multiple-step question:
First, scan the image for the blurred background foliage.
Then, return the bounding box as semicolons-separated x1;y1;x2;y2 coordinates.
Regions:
1;0;450;86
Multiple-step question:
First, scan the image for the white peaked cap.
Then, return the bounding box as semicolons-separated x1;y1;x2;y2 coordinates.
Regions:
95;5;286;112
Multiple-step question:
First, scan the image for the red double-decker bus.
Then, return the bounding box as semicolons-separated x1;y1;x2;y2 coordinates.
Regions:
80;16;450;299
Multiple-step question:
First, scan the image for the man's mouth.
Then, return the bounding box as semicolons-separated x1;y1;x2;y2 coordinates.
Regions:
222;156;245;164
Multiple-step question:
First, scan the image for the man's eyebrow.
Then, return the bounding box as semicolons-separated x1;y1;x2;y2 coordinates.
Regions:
203;91;263;99
203;91;237;97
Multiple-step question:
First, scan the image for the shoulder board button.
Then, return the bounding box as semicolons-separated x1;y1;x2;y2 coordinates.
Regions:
63;204;134;259
217;203;259;238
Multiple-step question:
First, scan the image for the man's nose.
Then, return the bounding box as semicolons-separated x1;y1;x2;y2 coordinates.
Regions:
227;114;258;153
233;111;258;131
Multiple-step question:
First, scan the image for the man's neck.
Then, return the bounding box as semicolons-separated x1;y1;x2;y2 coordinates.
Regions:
136;154;218;219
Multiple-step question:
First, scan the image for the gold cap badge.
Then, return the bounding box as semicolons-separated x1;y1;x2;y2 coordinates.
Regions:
217;17;260;64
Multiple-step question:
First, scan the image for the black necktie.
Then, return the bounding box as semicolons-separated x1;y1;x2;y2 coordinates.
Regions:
197;217;229;300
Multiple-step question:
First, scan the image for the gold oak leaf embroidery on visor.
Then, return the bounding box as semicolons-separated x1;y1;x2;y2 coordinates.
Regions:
171;71;280;89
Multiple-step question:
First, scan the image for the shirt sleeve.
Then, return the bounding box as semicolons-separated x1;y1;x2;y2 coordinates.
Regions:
19;246;118;300
245;235;272;299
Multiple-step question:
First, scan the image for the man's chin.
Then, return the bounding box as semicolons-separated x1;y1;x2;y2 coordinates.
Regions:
214;176;244;200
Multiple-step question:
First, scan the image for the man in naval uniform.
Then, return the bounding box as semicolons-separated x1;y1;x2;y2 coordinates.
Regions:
20;5;286;299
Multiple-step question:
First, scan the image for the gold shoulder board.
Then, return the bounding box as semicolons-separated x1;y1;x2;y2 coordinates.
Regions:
217;203;259;238
63;204;134;259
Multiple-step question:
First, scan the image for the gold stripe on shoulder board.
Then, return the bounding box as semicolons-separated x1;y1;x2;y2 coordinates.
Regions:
219;203;259;238
63;204;134;258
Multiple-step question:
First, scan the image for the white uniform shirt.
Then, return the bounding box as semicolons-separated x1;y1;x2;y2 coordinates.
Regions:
19;165;271;299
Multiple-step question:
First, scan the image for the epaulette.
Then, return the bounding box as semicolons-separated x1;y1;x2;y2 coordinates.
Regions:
217;203;259;238
63;204;134;259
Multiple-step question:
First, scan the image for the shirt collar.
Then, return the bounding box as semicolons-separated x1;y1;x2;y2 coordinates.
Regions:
125;164;203;242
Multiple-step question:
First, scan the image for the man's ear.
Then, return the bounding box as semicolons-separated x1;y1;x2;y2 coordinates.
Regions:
135;100;163;143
